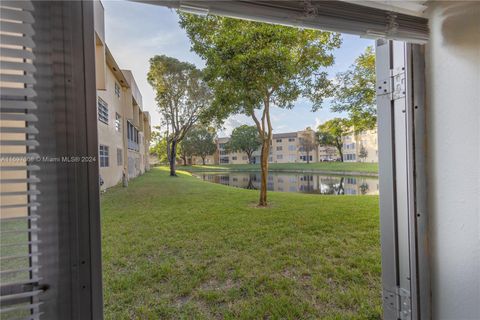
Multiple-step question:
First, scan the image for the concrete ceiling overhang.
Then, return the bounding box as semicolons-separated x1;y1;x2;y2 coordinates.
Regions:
134;0;429;43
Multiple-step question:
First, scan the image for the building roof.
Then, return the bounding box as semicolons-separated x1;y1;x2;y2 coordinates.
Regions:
105;45;129;88
273;132;297;139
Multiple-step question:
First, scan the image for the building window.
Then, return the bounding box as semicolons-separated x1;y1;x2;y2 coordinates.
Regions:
345;154;356;161
232;156;237;160
117;148;123;166
288;138;295;142
114;82;121;98
97;97;108;124
99;145;109;167
242;156;248;160
276;154;283;160
300;155;313;161
127;121;139;151
220;157;229;164
288;145;295;151
115;113;121;132
276;139;282;143
276;146;282;151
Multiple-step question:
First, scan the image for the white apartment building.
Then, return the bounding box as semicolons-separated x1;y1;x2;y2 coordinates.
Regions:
94;1;150;190
216;128;341;165
342;127;378;163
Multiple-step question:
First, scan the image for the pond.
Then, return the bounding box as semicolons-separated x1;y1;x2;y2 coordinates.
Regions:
192;171;379;196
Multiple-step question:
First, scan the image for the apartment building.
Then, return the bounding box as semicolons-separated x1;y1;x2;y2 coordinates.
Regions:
217;128;340;165
217;137;251;164
342;127;378;163
94;1;150;190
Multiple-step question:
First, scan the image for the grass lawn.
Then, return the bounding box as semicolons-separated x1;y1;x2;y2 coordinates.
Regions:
177;162;378;175
101;167;382;319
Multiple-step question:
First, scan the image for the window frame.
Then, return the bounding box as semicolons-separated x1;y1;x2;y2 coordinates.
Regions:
97;97;109;124
99;145;110;167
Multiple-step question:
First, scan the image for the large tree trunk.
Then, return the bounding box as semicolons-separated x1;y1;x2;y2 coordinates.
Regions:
336;144;344;162
182;156;187;166
169;140;177;176
202;156;206;165
306;150;310;164
258;139;270;206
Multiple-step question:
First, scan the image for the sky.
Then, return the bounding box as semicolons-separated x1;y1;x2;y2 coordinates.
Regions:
102;0;373;136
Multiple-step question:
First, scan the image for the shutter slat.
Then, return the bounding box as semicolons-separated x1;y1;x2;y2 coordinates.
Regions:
0;215;39;222
0;241;41;248
0;140;40;147
0;203;40;209
0;100;37;110
0;190;40;196
0;87;37;97
0;228;41;235
0;165;40;171
0;7;35;24
0;47;36;60
0;34;35;48
0;61;36;73
0;113;38;121
1;278;42;289
0;1;34;11
0;253;41;261
0;21;35;35
0;126;39;134
0;302;42;314
0;290;43;303
1;74;36;84
0;267;40;276
0;177;40;184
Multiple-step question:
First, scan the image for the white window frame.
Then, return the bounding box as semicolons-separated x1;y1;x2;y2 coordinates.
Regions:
99;145;109;167
97;97;109;124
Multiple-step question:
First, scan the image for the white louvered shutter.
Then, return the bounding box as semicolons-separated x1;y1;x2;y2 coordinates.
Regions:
1;1;44;319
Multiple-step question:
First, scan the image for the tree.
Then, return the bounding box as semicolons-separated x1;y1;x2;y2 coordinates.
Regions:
190;126;217;165
358;144;368;162
178;134;195;166
298;128;317;164
179;14;341;206
147;55;211;176
329;46;376;132
317;118;350;162
226;125;261;164
150;127;176;164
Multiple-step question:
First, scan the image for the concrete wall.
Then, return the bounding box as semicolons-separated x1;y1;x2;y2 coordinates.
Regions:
425;2;480;318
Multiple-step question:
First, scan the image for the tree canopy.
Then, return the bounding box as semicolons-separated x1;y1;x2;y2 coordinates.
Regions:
317;118;351;162
329;46;376;131
189;126;217;165
179;13;341;205
147;55;211;175
226;125;261;164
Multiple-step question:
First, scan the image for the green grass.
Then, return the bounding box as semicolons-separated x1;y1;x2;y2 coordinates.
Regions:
178;162;378;175
101;167;382;319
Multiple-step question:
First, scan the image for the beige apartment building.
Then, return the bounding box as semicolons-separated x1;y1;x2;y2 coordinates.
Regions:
217;128;340;165
342;127;378;163
94;1;150;190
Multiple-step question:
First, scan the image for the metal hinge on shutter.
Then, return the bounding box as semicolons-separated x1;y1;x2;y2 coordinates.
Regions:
383;287;412;320
377;67;406;100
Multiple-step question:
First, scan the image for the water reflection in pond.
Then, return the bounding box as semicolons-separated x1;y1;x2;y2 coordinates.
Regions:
192;172;379;195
